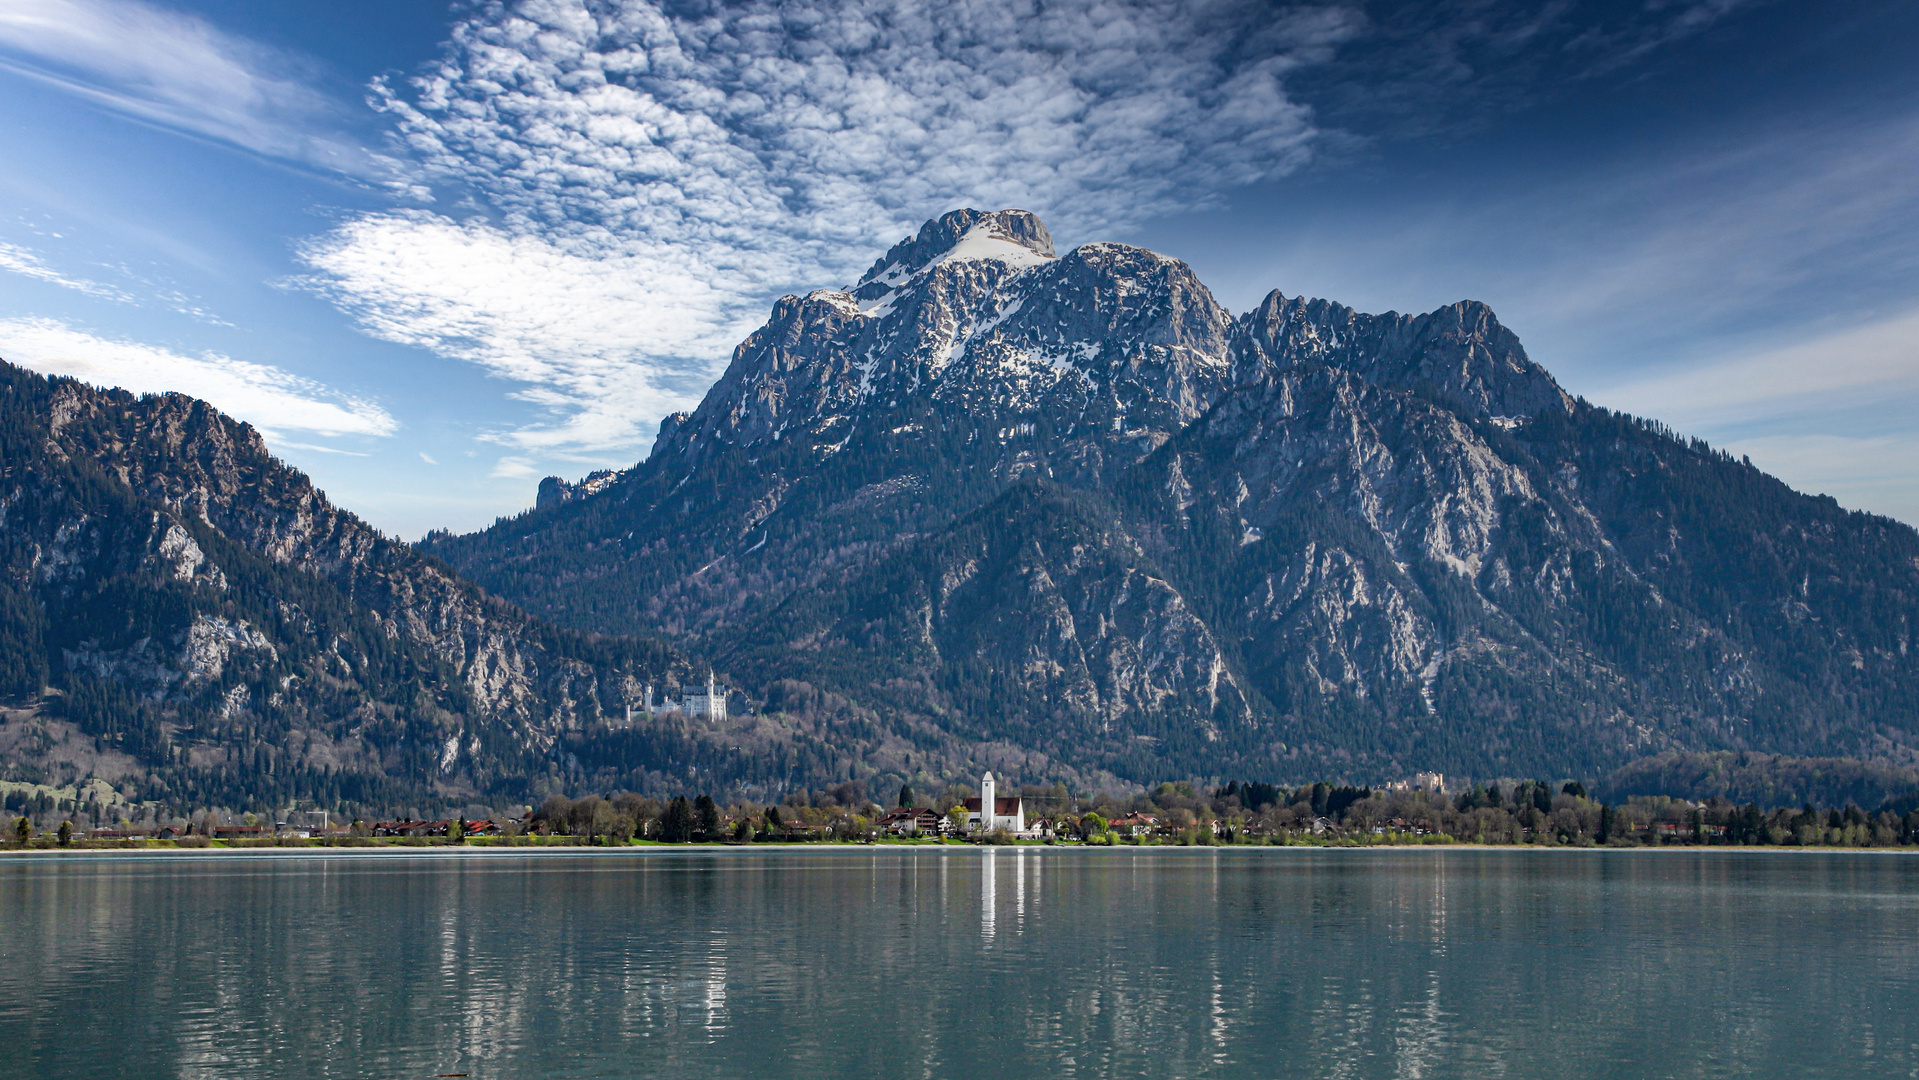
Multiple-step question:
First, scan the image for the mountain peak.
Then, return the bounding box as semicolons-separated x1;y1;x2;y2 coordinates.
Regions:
854;208;1056;298
1233;291;1572;419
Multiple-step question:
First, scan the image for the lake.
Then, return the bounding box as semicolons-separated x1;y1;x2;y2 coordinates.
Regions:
0;847;1914;1078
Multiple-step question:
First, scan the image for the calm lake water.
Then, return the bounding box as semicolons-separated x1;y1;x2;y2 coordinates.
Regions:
0;848;1914;1079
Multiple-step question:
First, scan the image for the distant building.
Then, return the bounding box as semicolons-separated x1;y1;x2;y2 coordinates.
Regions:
876;808;945;836
681;673;726;722
624;676;727;725
1386;772;1447;795
963;772;1025;833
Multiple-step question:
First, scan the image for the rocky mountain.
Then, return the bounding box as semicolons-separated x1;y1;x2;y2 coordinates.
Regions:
0;363;897;811
427;208;1919;786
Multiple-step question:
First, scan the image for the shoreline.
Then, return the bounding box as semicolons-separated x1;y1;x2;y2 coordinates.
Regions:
4;842;1916;859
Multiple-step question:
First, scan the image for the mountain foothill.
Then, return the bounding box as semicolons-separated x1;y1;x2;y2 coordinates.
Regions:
4;208;1917;810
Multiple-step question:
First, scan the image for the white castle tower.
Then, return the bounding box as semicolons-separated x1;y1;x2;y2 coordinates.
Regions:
623;684;658;727
681;671;725;722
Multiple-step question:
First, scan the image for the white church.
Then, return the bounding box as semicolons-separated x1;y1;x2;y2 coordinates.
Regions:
963;772;1026;833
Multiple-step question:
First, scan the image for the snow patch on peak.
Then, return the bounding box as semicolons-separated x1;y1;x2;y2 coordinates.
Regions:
807;289;862;315
935;222;1058;272
854;209;1055;296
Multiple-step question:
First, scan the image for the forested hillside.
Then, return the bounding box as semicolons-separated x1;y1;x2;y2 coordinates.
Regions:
0;362;799;811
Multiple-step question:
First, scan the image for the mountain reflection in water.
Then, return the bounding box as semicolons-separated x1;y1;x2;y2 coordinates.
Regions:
1;848;1915;1079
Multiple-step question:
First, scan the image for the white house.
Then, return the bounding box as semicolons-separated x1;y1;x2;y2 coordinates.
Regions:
963;772;1024;833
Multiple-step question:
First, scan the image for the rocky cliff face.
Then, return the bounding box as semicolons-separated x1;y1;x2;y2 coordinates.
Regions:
411;207;1919;785
1231;291;1572;419
433;209;1239;642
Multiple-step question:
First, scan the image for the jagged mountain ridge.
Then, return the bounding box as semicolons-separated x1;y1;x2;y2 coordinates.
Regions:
422;206;1919;782
431;210;1240;638
0;364;912;807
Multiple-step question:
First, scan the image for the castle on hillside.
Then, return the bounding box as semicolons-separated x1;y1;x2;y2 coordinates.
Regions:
680;673;726;721
963;772;1025;833
623;674;727;726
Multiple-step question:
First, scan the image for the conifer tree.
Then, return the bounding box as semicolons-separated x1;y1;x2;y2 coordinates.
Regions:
693;795;720;840
662;796;694;842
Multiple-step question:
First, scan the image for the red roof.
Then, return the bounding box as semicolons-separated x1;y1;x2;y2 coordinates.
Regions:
962;796;1022;814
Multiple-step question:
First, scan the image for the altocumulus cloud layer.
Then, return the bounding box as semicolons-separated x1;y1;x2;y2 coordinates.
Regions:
296;0;1359;457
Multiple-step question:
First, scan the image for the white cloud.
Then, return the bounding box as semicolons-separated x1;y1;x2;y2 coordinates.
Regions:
299;0;1361;455
0;240;132;300
0;0;406;183
276;441;371;457
294;210;747;451
490;456;540;480
0;317;397;439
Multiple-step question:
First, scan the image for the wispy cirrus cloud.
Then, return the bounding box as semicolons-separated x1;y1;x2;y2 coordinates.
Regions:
1291;0;1761;137
0;0;411;185
297;0;1363;458
0;316;396;440
1590;305;1919;524
1596;308;1919;429
0;240;133;301
1527;115;1919;348
0;236;236;325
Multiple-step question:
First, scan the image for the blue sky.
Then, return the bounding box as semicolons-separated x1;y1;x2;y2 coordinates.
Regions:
2;0;1916;538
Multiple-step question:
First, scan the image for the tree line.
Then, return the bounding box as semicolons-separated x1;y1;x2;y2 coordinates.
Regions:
12;774;1919;849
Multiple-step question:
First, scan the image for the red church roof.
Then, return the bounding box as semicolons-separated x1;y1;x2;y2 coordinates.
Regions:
962;796;1022;814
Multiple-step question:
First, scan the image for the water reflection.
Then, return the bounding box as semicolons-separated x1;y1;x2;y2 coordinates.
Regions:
981;848;996;942
1;850;1917;1079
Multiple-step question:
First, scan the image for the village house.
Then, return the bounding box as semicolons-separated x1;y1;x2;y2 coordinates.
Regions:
1106;812;1158;837
1026;817;1064;839
876;807;945;837
371;818;500;837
